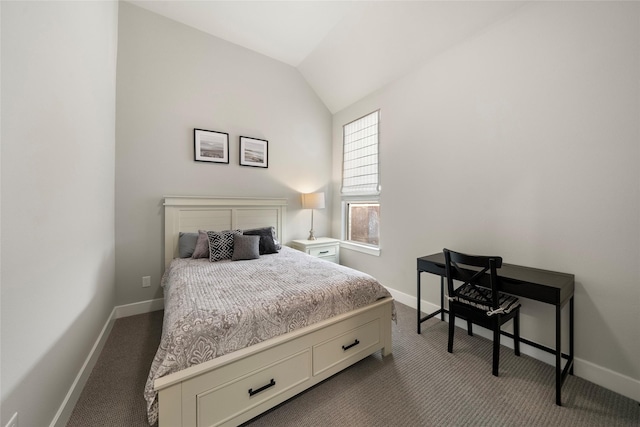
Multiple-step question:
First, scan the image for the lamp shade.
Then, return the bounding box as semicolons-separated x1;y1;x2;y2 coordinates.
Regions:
301;192;325;210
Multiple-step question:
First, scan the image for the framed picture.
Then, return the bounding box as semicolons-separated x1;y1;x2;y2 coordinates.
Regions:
239;136;268;168
194;129;229;164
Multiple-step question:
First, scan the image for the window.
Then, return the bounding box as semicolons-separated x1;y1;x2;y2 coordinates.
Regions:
346;202;380;246
341;111;380;253
342;111;379;196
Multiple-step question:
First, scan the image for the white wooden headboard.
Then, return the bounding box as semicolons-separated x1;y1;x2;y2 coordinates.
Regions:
164;196;288;269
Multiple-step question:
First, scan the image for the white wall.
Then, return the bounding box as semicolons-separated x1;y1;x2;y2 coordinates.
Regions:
1;2;118;427
115;3;332;305
333;1;639;397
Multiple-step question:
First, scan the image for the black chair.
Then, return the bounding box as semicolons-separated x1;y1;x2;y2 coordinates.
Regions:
443;248;521;376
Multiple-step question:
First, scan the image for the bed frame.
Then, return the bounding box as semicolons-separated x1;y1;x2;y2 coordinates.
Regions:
157;196;393;427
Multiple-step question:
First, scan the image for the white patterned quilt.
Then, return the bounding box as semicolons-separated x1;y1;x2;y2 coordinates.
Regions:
144;246;393;425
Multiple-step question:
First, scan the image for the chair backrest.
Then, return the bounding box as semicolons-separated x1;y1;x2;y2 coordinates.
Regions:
443;248;503;309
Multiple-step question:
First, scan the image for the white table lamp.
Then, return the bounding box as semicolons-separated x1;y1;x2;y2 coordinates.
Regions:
301;192;325;240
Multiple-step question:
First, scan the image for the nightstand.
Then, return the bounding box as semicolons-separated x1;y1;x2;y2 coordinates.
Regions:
290;237;340;264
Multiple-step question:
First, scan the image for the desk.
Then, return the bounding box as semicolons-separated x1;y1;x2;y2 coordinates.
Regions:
417;253;575;405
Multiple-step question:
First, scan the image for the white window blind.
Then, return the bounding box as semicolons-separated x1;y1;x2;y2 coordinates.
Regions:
342;110;379;195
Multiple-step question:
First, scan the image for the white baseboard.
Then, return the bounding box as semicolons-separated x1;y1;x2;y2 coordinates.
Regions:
50;306;117;427
50;298;165;427
574;358;640;402
115;297;165;318
385;285;640;403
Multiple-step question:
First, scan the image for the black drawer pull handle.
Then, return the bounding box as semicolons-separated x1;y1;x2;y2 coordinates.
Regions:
319;250;329;254
342;339;360;351
248;379;276;397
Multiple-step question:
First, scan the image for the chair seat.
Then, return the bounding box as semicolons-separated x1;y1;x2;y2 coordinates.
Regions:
451;283;521;316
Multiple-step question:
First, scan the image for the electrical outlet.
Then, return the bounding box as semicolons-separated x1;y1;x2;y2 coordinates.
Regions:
5;412;18;427
142;276;151;288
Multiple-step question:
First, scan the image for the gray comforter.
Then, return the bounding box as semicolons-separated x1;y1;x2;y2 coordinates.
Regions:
144;247;393;425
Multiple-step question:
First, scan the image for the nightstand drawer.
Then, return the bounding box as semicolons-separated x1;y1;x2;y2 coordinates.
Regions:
309;245;337;258
290;238;340;264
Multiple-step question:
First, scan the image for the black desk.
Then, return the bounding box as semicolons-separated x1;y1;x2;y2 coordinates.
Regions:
417;253;575;405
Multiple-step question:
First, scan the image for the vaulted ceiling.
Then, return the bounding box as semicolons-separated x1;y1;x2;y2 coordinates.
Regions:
128;1;525;113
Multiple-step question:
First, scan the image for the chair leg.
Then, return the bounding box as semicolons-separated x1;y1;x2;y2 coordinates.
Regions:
467;320;473;336
492;322;500;377
514;310;521;357
448;308;455;353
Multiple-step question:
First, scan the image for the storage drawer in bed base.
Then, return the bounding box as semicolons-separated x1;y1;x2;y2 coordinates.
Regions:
196;350;311;426
155;297;394;427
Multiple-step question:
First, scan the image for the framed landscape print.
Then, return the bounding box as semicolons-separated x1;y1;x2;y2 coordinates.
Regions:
239;136;268;168
194;129;229;164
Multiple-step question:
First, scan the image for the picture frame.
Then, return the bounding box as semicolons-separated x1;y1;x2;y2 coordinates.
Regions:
194;129;229;164
239;136;268;168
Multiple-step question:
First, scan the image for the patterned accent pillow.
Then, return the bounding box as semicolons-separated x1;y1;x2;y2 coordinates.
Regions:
207;229;241;262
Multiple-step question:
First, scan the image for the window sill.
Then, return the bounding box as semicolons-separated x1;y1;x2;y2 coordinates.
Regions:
340;241;380;257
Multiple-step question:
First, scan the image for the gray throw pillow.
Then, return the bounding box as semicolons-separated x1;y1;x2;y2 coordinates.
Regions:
207;229;242;262
178;232;199;258
232;234;261;261
191;230;210;259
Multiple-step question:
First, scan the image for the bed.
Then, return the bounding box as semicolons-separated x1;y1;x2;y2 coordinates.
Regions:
148;196;394;427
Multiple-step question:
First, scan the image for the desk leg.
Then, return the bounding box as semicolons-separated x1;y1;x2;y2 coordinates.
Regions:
570;296;574;375
556;304;562;406
417;269;447;334
417;271;421;334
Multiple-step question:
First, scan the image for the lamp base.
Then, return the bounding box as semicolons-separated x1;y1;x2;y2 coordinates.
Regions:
308;230;317;240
